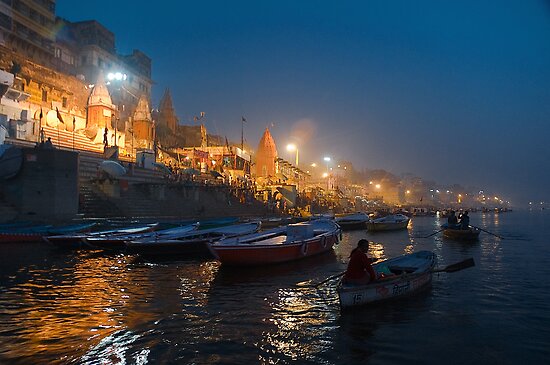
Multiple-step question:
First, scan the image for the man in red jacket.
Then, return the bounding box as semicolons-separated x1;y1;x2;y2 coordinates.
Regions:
343;239;377;285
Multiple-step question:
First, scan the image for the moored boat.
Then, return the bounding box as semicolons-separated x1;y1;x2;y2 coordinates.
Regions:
366;214;410;232
126;222;262;257
208;219;341;266
0;222;97;243
335;212;369;230
83;223;198;250
337;250;436;309
45;223;159;249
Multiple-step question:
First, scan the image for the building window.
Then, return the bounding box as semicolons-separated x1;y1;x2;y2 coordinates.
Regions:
54;48;61;58
42;89;47;102
62;97;67;108
81;55;87;65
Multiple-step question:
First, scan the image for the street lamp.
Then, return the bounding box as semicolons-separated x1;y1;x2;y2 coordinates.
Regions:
106;71;128;149
286;143;299;166
323;156;331;191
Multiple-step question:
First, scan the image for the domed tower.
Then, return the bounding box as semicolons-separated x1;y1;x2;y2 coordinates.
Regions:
86;72;114;130
132;94;153;149
255;127;278;178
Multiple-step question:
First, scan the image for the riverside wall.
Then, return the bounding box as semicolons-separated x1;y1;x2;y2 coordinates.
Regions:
0;148;79;222
0;145;269;223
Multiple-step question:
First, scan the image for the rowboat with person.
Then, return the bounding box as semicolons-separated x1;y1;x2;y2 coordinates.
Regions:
336;250;474;309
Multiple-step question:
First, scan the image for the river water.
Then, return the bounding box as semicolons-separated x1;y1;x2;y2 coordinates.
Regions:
1;210;549;364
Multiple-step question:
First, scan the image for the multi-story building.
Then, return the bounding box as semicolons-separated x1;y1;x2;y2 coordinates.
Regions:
0;2;154;157
0;0;57;65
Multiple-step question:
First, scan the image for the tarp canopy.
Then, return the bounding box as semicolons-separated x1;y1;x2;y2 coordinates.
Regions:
152;162;172;175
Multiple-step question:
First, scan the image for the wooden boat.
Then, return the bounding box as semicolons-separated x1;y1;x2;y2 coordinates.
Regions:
45;223;159;249
83;223;198;250
208;219;341;266
126;222;262;257
337;250;437;309
442;226;481;240
335;212;369;230
0;222;97;243
366;214;410;232
260;216;294;229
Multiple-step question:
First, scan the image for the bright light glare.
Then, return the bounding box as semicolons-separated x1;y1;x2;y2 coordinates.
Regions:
286;144;296;152
323;156;331;162
107;72;127;81
375;184;381;189
322;172;329;178
311;163;317;167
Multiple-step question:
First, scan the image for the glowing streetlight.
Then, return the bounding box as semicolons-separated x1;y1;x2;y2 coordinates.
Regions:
311;163;317;167
323;157;331;190
375;184;381;189
286;143;299;166
322;172;329;178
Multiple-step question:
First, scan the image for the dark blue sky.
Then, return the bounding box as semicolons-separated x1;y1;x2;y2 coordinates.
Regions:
57;0;550;206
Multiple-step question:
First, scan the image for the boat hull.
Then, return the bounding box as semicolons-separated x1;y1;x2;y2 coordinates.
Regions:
337;220;367;230
0;232;44;243
210;233;339;265
338;250;436;309
366;220;409;231
442;228;480;240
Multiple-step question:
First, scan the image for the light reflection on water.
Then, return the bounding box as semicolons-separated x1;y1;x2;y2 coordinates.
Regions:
0;211;549;364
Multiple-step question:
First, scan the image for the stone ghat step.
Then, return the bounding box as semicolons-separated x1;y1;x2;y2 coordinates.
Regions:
42;125;104;153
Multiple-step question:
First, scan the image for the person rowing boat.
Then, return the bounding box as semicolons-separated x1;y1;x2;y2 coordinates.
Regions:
342;239;388;285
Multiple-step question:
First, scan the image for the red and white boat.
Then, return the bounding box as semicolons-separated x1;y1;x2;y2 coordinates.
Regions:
208;219;341;266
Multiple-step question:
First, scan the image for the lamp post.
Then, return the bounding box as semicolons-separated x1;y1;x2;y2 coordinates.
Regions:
107;72;128;150
286;143;299;166
323;156;331;191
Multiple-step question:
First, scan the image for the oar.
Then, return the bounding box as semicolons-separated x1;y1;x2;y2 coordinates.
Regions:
296;272;345;288
471;225;504;240
432;257;475;273
413;228;444;238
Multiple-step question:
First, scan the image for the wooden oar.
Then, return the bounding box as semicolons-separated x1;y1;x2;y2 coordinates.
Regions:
296;272;345;288
471;225;504;240
413;228;444;238
432;257;475;273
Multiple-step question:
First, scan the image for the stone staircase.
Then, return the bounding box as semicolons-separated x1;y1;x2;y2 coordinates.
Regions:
42;125;105;153
79;182;124;218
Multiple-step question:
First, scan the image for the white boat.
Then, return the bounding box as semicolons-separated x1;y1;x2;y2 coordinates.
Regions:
335;212;369;230
83;223;198;250
126;222;262;257
337;250;436;309
45;223;158;249
366;214;410;231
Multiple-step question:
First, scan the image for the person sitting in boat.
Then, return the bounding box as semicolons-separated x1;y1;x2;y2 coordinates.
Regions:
459;211;470;230
447;210;459;229
343;239;378;285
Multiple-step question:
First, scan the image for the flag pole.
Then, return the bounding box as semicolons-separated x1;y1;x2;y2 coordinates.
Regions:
72;117;75;150
241;116;245;151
